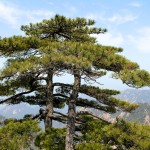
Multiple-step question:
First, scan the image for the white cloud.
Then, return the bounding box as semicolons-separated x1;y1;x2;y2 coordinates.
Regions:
93;32;124;47
22;10;54;24
48;2;54;6
129;2;141;8
0;1;54;27
86;12;138;25
0;1;19;25
12;110;17;115
128;27;150;53
69;6;77;13
86;13;105;21
108;14;138;24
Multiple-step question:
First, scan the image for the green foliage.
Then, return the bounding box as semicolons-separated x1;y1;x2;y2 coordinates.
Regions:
76;143;111;150
35;128;66;150
79;85;139;112
77;98;116;113
3;118;17;125
21;14;107;42
0;15;149;108
113;69;150;88
0;14;150;149
0;119;41;150
102;119;150;150
0;36;43;56
77;118;150;150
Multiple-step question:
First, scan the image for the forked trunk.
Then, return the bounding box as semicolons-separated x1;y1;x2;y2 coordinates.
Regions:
44;69;54;129
65;70;80;150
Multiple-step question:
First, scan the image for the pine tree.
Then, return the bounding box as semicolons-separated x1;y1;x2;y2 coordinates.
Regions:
50;42;150;149
76;117;150;150
0;118;40;150
0;15;150;150
0;15;103;129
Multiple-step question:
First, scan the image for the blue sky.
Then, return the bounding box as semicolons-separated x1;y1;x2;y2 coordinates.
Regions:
0;0;150;90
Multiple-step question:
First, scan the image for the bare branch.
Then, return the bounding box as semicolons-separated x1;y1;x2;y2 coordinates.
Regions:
77;111;110;124
54;111;67;118
0;90;34;104
53;82;73;87
53;93;69;98
32;114;42;120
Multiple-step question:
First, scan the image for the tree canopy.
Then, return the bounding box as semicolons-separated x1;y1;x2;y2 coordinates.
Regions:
0;15;150;150
0;118;40;150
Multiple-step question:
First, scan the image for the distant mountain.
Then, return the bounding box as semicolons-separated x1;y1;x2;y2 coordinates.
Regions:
91;103;150;124
113;89;150;124
0;89;149;125
0;103;40;119
0;103;64;128
0;115;5;123
92;89;150;124
124;103;150;124
114;89;150;123
115;89;150;103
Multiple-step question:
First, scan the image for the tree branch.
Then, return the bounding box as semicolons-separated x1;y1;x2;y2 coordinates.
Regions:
77;111;110;124
53;111;67;118
53;82;73;87
0;90;34;104
53;93;69;98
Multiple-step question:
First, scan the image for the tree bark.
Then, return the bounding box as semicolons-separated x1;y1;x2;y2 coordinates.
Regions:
44;69;54;129
65;70;80;150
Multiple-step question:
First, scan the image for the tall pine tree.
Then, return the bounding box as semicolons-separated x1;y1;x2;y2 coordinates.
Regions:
0;15;150;150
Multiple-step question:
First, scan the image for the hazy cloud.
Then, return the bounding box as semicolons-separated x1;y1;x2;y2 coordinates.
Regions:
129;2;141;8
86;13;105;21
0;1;54;27
48;2;54;6
108;14;138;24
12;110;17;115
128;27;150;53
93;32;124;47
86;12;138;25
22;10;54;24
69;6;77;13
0;1;19;26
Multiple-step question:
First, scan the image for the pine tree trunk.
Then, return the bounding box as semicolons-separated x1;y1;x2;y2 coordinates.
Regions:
65;70;80;150
44;69;53;129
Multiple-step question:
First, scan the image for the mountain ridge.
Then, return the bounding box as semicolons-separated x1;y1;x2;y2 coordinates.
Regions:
0;89;149;124
115;89;150;103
